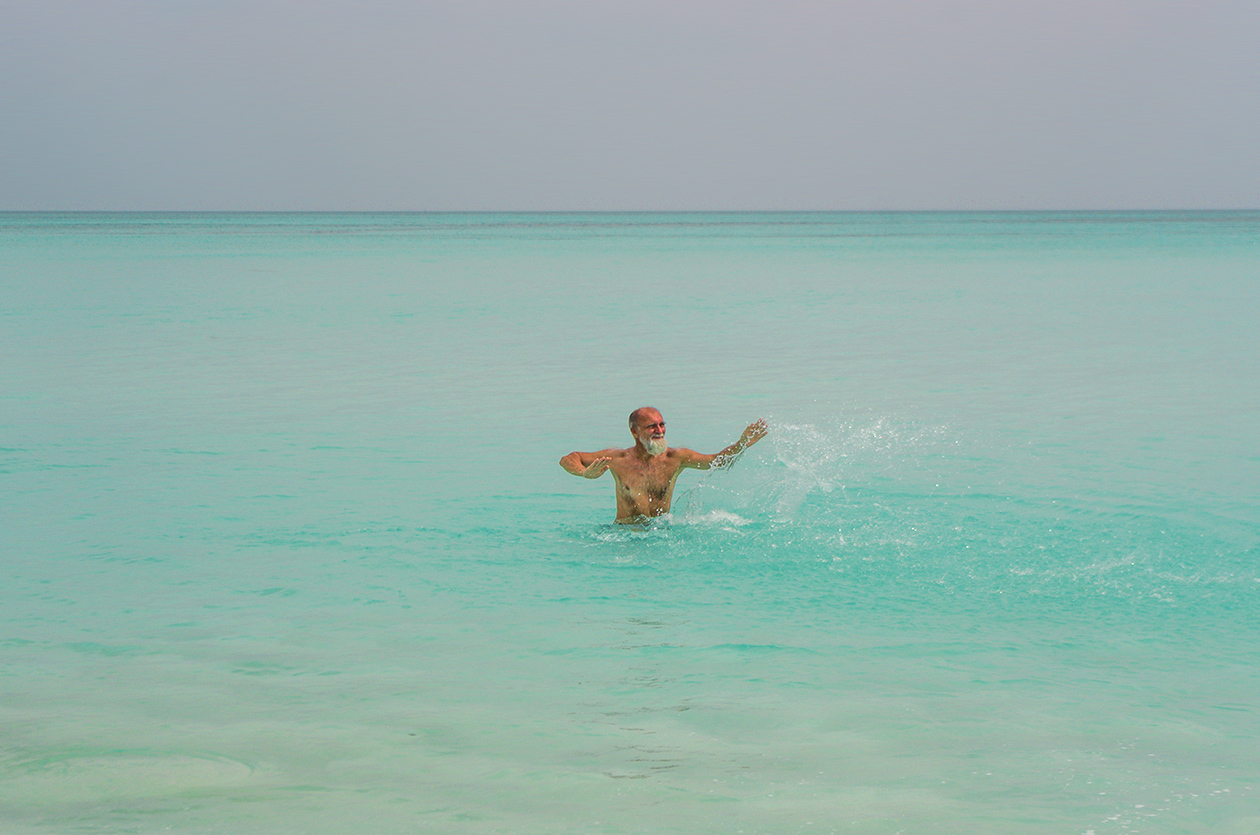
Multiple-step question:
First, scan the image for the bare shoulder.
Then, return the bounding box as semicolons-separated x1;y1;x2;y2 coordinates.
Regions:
596;447;635;466
670;448;708;465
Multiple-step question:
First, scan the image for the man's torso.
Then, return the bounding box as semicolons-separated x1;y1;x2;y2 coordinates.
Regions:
606;448;687;521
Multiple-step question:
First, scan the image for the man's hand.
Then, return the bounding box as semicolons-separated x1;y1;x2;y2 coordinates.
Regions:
706;419;769;470
740;418;768;449
583;457;612;478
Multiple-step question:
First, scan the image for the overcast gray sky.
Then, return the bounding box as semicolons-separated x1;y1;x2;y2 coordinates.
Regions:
2;0;1257;210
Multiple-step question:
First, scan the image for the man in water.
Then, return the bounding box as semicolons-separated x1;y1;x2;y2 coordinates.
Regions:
560;407;768;523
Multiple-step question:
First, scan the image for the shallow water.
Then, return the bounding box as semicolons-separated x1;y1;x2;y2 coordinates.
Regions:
2;212;1258;833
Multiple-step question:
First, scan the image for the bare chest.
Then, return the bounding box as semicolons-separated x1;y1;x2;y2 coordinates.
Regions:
611;457;680;499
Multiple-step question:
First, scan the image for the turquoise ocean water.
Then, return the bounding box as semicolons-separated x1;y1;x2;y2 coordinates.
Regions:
2;212;1258;834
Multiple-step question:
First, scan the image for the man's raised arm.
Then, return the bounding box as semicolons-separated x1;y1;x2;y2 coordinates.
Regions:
682;419;768;470
560;450;614;478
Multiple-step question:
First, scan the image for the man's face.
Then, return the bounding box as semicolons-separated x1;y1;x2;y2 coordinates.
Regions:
634;412;667;455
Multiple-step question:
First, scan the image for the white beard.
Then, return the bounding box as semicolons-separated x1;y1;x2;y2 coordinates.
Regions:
643;437;667;456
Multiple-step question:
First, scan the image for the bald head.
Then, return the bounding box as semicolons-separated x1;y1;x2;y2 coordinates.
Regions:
628;407;667;456
629;407;661;431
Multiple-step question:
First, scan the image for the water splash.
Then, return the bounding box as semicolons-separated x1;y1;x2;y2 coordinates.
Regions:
621;417;1259;614
681;416;953;524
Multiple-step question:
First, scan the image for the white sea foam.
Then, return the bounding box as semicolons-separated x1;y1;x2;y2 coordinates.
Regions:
679;508;752;528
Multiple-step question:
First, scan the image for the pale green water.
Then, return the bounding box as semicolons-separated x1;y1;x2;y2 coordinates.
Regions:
2;212;1258;833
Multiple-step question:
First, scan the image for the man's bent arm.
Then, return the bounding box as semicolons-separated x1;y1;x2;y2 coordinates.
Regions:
560;450;614;478
682;419;768;470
